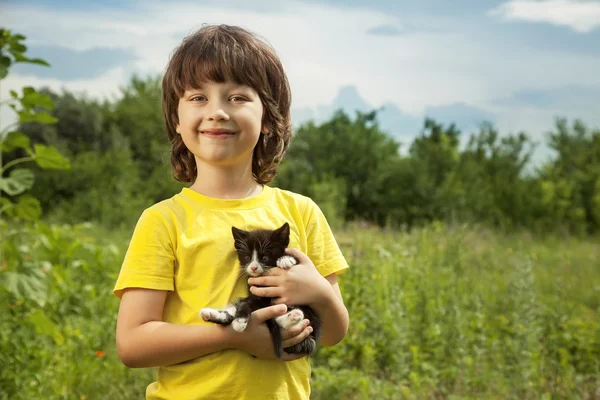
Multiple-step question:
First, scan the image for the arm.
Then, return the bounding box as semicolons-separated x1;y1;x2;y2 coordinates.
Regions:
309;273;349;346
248;248;349;347
116;288;235;368
116;288;311;368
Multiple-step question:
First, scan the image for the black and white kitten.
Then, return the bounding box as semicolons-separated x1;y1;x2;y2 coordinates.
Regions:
199;222;321;358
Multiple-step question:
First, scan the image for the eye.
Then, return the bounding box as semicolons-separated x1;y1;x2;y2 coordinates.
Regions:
230;95;249;102
260;255;269;262
190;95;207;102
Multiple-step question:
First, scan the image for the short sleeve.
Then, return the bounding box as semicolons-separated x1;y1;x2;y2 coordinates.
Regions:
113;208;176;298
304;199;349;277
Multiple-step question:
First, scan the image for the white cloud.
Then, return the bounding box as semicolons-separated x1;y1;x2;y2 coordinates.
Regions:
1;0;599;137
0;1;400;111
490;0;600;33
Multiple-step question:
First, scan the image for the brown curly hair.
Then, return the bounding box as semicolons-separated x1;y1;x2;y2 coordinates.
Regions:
162;24;292;184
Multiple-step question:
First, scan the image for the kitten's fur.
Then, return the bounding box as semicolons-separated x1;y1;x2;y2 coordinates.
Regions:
200;223;321;358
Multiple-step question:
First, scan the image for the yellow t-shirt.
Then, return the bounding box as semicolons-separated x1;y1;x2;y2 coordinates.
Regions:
113;185;349;400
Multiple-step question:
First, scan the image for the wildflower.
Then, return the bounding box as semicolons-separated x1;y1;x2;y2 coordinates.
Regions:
41;261;52;272
95;350;105;357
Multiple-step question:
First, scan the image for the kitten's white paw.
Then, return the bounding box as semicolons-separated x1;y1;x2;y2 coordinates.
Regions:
276;309;304;329
277;255;297;269
200;308;218;321
232;318;249;332
225;306;237;317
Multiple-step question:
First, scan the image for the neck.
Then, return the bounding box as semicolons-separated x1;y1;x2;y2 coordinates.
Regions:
189;160;262;200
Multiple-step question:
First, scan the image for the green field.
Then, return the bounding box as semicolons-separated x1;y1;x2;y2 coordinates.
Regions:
1;221;598;399
2;25;600;400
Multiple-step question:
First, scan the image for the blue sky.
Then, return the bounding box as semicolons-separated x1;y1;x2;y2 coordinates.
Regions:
2;0;600;162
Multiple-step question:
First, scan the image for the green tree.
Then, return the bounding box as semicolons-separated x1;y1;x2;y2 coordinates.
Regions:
20;89;117;156
454;123;536;228
537;118;600;234
109;75;181;203
405;118;461;223
16;77;182;227
277;110;400;221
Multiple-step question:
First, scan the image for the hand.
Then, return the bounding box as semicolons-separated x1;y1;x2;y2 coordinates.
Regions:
248;248;333;307
231;304;312;361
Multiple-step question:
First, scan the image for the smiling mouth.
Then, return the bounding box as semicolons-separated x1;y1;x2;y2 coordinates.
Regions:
201;129;236;135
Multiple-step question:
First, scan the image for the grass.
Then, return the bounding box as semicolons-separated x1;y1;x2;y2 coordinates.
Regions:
312;222;600;399
1;221;599;399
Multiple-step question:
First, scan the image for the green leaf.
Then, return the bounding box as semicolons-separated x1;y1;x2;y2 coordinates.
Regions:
34;144;71;170
27;309;65;345
1;131;30;152
0;55;10;68
0;55;10;80
20;87;54;110
9;42;27;53
14;195;42;221
0;197;14;214
25;58;50;67
0;168;35;196
3;270;48;307
17;110;58;124
9;90;18;98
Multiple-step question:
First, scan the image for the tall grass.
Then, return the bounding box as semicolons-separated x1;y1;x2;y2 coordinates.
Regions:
1;222;598;399
311;223;600;399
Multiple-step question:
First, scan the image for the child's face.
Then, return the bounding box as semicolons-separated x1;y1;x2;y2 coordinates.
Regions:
176;80;266;171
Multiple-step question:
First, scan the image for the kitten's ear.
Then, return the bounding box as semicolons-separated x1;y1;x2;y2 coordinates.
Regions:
232;226;249;242
273;222;290;241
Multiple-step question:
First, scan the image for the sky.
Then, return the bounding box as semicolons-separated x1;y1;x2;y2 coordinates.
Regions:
1;0;600;162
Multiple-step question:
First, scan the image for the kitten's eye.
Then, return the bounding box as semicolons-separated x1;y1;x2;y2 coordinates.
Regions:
260;256;269;262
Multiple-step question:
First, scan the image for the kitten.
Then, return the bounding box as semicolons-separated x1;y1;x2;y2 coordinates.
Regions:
199;222;321;358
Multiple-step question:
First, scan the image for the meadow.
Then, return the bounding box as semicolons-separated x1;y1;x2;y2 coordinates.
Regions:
2;220;598;399
2;27;600;400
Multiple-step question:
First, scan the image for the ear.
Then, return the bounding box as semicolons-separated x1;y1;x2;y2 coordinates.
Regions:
176;124;181;134
232;226;249;250
232;226;248;241
261;125;270;135
272;222;290;242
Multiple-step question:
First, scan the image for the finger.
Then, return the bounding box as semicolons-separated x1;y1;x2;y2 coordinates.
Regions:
271;297;287;305
267;268;284;276
247;276;279;286
254;268;283;277
281;326;313;349
250;286;282;298
251;304;287;323
280;319;310;340
285;248;308;263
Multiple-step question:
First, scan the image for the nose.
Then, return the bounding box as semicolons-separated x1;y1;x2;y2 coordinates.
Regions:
207;100;230;122
250;265;258;272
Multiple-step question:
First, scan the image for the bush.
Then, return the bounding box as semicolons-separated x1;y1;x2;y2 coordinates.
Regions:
3;222;598;399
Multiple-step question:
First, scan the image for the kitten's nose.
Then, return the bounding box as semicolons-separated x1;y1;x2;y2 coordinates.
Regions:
250;265;258;272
